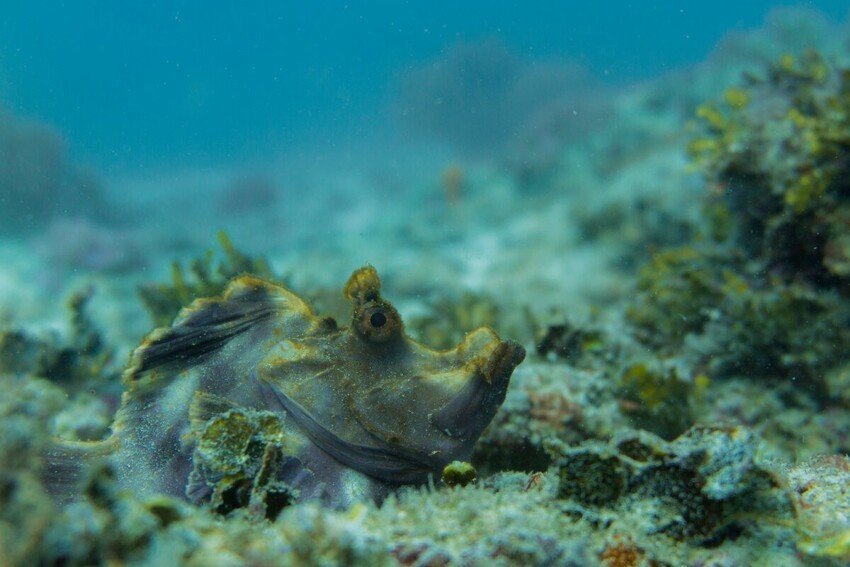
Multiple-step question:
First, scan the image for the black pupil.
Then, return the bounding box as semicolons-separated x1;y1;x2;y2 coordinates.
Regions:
370;311;387;328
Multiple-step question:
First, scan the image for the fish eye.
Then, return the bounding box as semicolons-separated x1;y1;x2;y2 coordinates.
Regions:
355;303;402;343
370;311;387;328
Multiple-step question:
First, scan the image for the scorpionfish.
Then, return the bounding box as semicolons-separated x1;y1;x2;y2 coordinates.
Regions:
49;266;525;511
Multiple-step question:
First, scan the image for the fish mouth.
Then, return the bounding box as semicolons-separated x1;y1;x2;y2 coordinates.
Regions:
430;339;526;442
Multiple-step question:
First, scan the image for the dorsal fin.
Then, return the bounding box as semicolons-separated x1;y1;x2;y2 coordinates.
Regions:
124;275;290;388
109;275;326;499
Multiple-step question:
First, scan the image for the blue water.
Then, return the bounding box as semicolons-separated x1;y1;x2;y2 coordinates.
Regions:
2;2;847;172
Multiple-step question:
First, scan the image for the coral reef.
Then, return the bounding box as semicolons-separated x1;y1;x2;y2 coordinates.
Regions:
688;49;850;286
628;50;850;405
552;425;793;543
0;382;848;566
12;422;831;567
5;13;850;567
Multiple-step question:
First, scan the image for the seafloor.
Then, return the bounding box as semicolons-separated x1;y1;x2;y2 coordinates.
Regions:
3;8;850;567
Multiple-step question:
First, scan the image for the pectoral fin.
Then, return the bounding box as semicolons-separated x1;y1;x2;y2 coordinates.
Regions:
259;381;439;483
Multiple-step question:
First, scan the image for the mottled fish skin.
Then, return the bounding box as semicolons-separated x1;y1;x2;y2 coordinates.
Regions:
109;266;525;508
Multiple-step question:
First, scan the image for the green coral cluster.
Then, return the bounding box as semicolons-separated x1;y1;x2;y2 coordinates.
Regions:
628;49;850;403
138;231;277;327
688;49;850;283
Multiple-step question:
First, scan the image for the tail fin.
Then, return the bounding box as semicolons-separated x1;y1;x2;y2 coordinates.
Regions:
41;437;117;503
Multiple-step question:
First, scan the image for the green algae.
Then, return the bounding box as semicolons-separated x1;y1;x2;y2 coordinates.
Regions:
535;318;606;365
440;461;477;488
618;362;707;440
688;49;850;286
626;49;850;402
407;290;502;350
628;245;849;390
138;231;277;327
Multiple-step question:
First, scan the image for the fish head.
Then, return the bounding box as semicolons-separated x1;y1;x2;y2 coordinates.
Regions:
350;324;526;469
262;266;525;483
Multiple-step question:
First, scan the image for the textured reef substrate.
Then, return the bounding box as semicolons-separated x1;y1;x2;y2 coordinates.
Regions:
3;7;850;567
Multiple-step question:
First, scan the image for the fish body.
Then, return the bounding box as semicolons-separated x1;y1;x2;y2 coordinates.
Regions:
55;267;525;510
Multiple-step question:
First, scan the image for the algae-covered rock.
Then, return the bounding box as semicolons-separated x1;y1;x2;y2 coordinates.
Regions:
441;460;477;487
551;424;794;543
788;455;850;562
188;408;299;520
0;286;118;391
627;242;850;398
535;318;607;365
0;374;67;566
618;361;706;440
